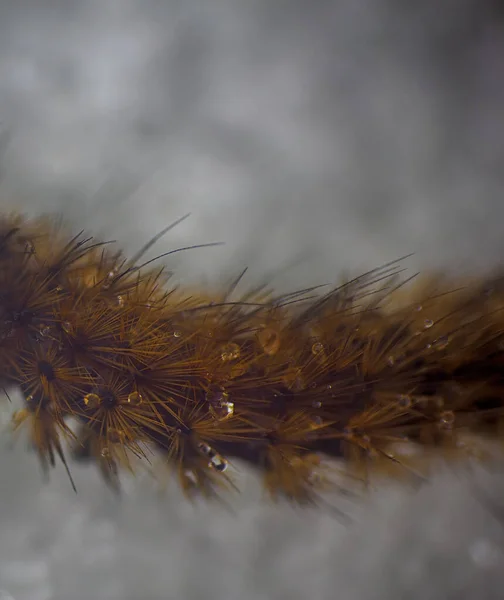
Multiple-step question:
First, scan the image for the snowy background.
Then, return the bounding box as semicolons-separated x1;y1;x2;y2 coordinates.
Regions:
0;0;504;598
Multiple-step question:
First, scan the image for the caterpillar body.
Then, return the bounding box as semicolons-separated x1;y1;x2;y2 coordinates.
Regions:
1;212;503;508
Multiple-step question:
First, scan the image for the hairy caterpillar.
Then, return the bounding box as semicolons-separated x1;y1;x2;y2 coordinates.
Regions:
1;212;503;510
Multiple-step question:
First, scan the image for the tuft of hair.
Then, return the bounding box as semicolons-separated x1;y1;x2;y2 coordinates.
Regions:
1;213;503;509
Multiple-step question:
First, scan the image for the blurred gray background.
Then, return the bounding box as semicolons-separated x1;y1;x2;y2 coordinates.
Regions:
1;1;504;599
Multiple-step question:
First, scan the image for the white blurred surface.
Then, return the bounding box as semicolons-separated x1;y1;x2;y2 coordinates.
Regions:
0;1;504;598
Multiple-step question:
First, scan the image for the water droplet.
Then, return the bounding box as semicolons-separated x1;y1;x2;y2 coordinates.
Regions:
62;321;73;334
206;386;234;419
209;454;228;472
343;426;354;438
311;342;324;356
115;295;124;308
221;400;235;418
415;304;423;312
283;368;304;392
312;400;322;409
198;442;216;458
413;395;429;409
183;469;198;484
434;335;450;350
439;410;455;429
397;394;412;408
307;470;323;486
126;391;142;406
424;319;434;329
310;415;323;427
172;330;182;338
108;428;125;443
25;394;34;403
12;409;29;426
102;270;117;290
226;362;248;379
100;447;110;458
257;327;281;355
206;386;228;404
387;355;395;367
357;434;376;448
220;342;240;361
83;393;101;409
38;324;51;337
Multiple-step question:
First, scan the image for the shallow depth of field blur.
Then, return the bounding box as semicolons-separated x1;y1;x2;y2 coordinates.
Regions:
0;1;504;599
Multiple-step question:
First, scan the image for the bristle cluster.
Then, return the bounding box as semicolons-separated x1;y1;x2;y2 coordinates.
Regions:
1;213;504;505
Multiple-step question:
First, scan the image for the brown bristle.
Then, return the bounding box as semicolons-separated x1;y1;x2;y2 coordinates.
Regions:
1;213;504;508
